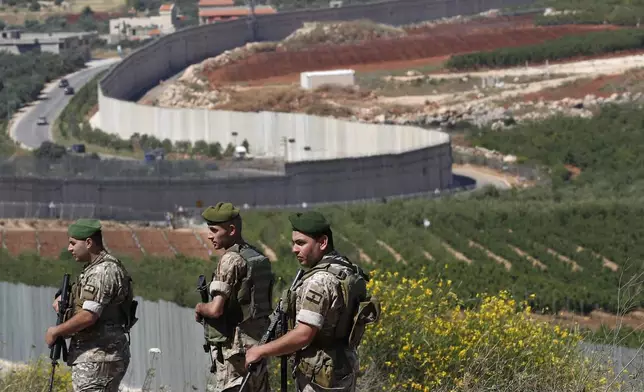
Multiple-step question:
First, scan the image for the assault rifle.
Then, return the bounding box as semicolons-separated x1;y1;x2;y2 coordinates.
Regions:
196;275;216;373
48;273;71;392
240;268;304;392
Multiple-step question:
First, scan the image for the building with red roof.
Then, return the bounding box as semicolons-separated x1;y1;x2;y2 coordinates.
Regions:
198;0;276;25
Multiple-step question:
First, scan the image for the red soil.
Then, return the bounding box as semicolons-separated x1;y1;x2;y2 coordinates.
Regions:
38;230;68;258
206;24;615;85
165;230;211;259
103;230;144;260
4;230;37;256
132;229;175;258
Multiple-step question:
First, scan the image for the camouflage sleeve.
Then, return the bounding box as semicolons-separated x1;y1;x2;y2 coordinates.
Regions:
210;251;246;299
80;263;121;317
295;273;333;329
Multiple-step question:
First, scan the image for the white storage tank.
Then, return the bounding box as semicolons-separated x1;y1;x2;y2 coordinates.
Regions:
300;69;355;90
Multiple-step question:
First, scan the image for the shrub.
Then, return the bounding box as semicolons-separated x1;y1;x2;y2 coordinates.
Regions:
446;29;644;70
0;356;72;391
358;269;616;392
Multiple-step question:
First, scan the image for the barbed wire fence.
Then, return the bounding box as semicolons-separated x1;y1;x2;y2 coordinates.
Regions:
0;179;478;225
0;201;167;223
0;155;275;179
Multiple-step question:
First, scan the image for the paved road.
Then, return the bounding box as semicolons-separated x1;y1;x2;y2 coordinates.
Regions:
452;165;512;190
10;58;121;150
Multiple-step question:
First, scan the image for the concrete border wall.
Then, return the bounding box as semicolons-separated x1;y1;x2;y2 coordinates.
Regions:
90;0;535;209
99;0;536;102
99;87;450;161
0;142;451;211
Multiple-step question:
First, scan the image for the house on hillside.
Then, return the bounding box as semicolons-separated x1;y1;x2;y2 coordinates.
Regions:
108;3;180;41
0;29;96;60
198;0;276;25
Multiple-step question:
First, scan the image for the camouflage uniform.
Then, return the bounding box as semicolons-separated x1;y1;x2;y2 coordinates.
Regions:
67;250;133;392
290;252;360;392
208;243;271;392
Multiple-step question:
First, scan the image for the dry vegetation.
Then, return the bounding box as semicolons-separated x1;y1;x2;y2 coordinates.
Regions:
217;84;373;116
277;19;407;51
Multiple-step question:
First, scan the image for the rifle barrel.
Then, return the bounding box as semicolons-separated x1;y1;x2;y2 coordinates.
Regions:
49;273;70;392
240;269;304;392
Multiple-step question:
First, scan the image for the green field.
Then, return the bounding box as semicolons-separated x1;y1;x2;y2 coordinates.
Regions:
532;0;644;26
447;29;644;70
4;94;644;339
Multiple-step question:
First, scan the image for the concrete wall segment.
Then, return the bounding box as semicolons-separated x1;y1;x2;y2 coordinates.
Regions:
84;0;536;210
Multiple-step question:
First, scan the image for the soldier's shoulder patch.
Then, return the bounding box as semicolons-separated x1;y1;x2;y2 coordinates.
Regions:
84;285;96;293
304;289;323;305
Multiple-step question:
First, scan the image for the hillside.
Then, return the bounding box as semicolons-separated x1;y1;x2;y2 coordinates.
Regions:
2;106;644;320
4;100;644;313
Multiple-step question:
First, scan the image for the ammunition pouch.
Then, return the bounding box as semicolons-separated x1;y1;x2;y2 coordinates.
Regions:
348;297;381;349
121;276;138;333
295;346;352;389
124;299;139;332
205;312;238;345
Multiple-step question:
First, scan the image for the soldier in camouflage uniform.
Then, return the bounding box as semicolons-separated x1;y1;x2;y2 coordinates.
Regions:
45;219;136;392
195;202;274;392
245;211;379;392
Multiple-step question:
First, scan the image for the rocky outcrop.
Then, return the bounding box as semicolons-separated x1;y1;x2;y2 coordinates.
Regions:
154;82;230;109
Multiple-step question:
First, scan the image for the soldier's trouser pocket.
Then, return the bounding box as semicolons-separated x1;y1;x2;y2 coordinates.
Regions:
71;359;129;392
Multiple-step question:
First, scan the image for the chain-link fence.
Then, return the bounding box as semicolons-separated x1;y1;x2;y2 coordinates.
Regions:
0;155;285;179
0;201;166;222
0;179;477;224
169;181;477;228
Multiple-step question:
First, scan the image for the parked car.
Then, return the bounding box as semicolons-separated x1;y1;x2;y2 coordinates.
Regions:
59;78;69;88
37;116;47;125
64;86;75;95
70;144;86;154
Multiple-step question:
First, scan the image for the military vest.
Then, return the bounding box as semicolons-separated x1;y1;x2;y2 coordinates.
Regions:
205;242;274;344
286;251;380;349
69;251;138;333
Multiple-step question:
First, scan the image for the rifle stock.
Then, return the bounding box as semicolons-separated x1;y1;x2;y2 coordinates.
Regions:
240;269;304;392
196;275;215;373
48;273;71;392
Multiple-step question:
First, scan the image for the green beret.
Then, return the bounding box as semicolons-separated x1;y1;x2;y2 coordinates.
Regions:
289;211;330;236
68;218;102;240
202;202;240;225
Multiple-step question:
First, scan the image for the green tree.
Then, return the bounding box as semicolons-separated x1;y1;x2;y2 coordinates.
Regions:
207;142;222;159
193;140;208;155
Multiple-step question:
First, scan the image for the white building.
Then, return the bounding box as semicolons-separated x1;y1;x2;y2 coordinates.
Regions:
109;3;179;41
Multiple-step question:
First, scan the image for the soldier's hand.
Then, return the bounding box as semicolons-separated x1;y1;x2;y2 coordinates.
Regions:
195;303;203;323
245;346;263;368
45;327;58;347
52;295;61;313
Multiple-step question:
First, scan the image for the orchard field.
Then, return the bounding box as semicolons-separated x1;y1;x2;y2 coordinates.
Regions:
3;104;644;318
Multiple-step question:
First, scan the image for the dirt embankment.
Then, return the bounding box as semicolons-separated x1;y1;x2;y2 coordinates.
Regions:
206;24;613;85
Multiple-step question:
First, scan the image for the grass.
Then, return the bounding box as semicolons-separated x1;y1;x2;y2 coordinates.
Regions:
51;118;144;159
67;0;126;12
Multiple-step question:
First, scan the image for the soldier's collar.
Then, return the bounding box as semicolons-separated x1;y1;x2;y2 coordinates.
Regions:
227;240;250;252
321;250;342;261
84;250;108;270
226;242;243;253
